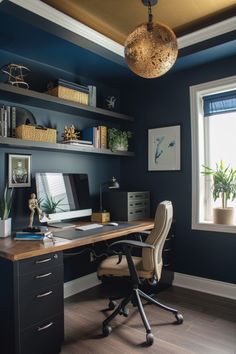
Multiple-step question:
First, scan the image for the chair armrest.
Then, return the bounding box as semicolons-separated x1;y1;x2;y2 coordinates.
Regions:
109;240;154;250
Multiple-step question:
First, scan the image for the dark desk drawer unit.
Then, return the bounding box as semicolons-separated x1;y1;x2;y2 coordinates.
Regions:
0;252;64;354
103;191;150;221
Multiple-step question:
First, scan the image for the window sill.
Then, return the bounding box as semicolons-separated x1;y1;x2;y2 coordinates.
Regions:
192;221;236;233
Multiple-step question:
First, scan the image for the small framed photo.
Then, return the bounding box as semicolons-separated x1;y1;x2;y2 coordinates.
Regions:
8;154;31;187
148;125;181;171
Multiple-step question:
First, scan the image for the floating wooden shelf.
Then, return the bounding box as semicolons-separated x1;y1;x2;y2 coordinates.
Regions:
0;83;134;122
0;137;134;156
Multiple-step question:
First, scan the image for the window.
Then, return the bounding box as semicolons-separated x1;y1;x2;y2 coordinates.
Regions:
190;75;236;233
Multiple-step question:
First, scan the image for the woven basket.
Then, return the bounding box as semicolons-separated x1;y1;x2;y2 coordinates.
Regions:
47;86;89;105
16;125;57;143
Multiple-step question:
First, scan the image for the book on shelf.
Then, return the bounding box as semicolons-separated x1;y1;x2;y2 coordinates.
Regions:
82;126;108;149
60;139;93;145
88;85;96;107
0;105;16;138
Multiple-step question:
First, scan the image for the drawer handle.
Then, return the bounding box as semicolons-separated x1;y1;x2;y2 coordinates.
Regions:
36;290;53;298
164;248;172;252
37;322;54;332
35;272;52;279
35;257;52;264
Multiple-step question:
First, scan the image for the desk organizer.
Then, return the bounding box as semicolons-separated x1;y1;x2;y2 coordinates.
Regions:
16;124;57;143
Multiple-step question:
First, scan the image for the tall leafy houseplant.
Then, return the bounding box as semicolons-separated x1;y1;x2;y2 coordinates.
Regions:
108;128;132;152
202;161;236;224
0;186;14;237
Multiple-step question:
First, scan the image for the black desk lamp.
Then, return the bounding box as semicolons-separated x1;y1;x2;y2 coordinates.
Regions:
92;177;119;223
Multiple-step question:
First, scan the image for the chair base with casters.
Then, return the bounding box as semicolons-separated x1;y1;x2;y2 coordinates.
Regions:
102;276;183;346
98;201;184;346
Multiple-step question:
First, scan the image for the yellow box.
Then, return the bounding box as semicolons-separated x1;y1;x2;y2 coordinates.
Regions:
91;212;110;223
47;86;89;105
16;125;57;144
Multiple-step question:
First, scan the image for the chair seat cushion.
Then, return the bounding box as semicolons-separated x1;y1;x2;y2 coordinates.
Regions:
98;255;154;279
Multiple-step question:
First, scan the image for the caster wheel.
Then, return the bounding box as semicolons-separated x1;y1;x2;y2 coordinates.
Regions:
103;325;112;337
123;307;129;317
119;307;129;317
146;332;154;346
108;300;117;310
175;313;184;324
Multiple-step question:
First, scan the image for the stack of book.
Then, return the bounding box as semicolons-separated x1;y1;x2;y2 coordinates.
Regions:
60;139;94;147
0;105;16;138
82;125;107;149
47;79;89;105
14;230;53;241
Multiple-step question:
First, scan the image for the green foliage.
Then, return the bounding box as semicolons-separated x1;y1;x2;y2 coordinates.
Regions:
108;128;132;152
202;161;236;208
41;195;65;214
0;185;14;220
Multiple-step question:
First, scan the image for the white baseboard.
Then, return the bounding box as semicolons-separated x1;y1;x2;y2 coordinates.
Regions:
64;272;101;299
173;272;236;300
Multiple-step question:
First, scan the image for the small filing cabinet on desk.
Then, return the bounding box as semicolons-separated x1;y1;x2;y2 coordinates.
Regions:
0;252;64;354
103;191;150;221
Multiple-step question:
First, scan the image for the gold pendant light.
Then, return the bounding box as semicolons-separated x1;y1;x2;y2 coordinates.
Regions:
124;0;178;79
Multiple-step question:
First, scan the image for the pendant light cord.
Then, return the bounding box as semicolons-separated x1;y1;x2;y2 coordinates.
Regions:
147;1;153;31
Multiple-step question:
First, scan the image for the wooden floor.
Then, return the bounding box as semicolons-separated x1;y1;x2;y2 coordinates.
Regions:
61;285;236;354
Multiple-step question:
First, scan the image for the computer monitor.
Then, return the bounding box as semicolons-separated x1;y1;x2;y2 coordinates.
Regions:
35;173;92;226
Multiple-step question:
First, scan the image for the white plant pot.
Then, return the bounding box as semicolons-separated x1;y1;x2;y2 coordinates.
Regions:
113;143;127;151
0;218;12;238
213;207;234;225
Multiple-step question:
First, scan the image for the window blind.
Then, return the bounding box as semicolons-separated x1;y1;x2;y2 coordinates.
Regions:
203;90;236;116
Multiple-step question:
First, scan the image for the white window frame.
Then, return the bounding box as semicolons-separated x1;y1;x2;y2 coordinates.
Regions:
190;75;236;233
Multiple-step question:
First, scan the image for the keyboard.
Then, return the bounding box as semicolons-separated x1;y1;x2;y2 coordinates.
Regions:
75;223;103;231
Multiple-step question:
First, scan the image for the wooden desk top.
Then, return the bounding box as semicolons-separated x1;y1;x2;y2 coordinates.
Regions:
0;220;154;261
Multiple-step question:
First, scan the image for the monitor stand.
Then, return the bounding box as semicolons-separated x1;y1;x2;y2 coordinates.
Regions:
48;222;76;229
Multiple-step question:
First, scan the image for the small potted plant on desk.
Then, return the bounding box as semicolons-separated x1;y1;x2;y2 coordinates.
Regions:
0;186;14;237
108;128;132;152
202;161;236;225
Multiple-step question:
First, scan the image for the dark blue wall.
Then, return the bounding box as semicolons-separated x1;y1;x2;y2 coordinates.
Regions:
121;54;236;285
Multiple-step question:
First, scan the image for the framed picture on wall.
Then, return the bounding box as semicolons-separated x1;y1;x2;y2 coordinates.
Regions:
148;125;181;171
8;154;31;187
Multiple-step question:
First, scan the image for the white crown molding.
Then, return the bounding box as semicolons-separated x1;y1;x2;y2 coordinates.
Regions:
7;0;236;57
178;16;236;49
64;272;101;299
174;272;236;300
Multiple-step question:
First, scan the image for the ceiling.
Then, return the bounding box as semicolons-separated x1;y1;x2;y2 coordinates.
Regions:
42;0;236;44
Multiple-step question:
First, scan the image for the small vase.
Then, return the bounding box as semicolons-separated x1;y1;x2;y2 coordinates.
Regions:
213;207;234;225
0;218;12;238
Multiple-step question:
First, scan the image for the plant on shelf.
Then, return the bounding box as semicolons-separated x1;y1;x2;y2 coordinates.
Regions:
108;128;132;152
202;160;236;225
40;195;65;215
0;185;14;238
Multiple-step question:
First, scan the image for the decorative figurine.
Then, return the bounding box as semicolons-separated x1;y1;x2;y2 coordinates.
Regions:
63;125;80;141
27;193;44;231
105;96;117;110
1;63;30;89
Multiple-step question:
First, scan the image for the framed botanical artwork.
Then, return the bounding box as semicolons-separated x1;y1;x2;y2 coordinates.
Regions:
148;125;181;171
8;154;31;187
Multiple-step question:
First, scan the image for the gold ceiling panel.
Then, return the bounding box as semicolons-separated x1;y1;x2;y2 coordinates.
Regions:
42;0;236;44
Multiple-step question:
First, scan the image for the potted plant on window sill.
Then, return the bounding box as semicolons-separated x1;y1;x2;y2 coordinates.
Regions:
0;186;14;237
202;161;236;225
108;128;132;152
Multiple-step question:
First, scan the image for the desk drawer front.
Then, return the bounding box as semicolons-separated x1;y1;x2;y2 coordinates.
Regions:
19;252;63;275
20;313;64;354
19;264;63;294
19;283;64;329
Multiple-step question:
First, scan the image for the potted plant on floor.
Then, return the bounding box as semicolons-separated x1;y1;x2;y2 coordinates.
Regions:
0;185;14;237
108;128;132;152
202;161;236;225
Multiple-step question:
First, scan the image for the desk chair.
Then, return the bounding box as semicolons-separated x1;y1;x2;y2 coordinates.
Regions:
97;200;183;346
